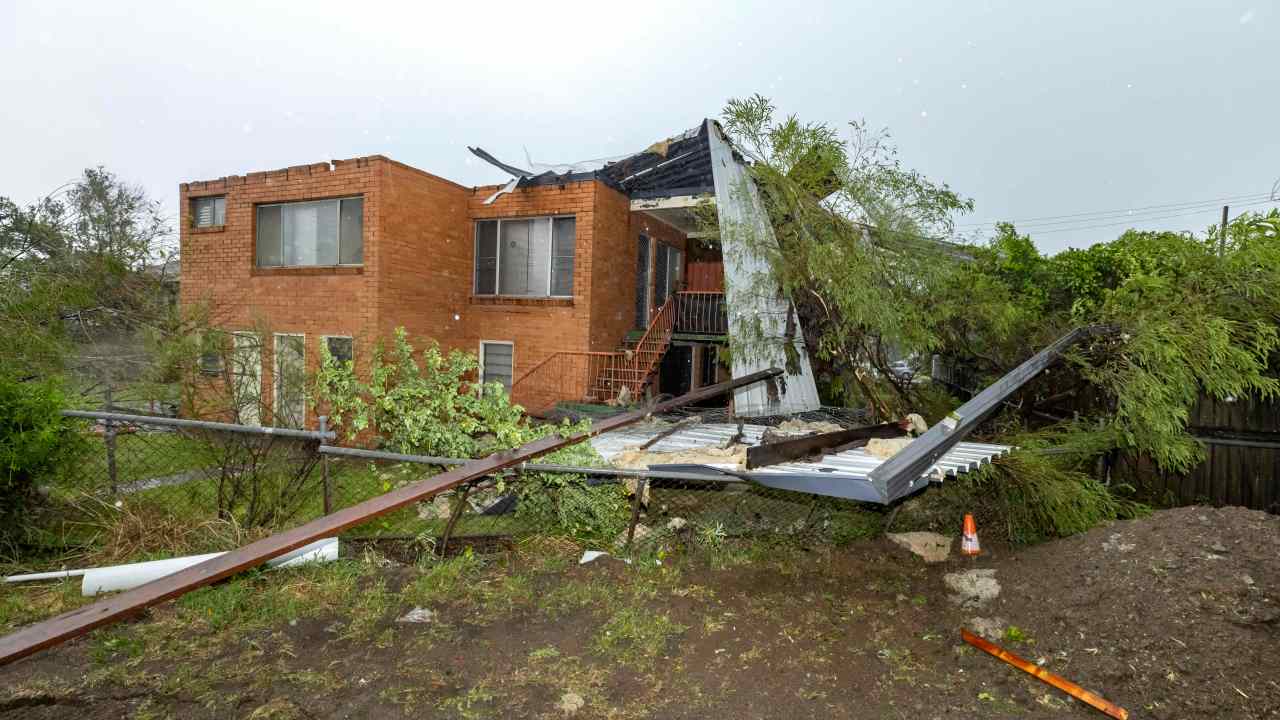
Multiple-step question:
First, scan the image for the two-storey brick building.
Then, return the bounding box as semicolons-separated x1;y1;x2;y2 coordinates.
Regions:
180;123;743;427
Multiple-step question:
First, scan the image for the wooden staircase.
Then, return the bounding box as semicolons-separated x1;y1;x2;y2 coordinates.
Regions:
511;296;677;412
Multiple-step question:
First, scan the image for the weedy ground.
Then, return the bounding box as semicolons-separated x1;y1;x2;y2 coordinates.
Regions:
1;506;1277;719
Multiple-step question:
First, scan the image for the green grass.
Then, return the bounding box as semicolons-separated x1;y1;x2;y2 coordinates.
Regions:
594;607;687;665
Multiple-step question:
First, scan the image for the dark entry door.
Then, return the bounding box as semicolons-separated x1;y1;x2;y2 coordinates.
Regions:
658;345;693;397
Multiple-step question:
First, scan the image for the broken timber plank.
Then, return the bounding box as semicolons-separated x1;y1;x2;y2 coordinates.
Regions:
745;421;908;470
0;368;782;668
638;415;702;450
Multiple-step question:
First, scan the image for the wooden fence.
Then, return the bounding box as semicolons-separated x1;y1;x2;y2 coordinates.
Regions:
1118;394;1280;513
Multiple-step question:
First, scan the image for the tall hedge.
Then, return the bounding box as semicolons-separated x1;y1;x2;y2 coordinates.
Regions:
0;376;85;533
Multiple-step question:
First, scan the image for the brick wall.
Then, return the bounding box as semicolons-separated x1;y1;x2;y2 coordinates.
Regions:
463;180;601;387
180;158;688;422
179;157;386;426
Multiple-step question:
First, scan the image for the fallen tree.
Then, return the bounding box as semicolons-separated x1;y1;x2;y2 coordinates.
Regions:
710;95;1280;539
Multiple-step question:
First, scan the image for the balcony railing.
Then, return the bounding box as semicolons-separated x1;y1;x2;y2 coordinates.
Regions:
673;291;727;335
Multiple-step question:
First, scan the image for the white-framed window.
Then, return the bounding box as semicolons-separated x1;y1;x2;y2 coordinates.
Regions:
474;216;575;297
257;197;363;267
231;332;263;427
479;341;514;392
273;333;306;429
191;196;226;228
653;242;683;309
322;335;354;365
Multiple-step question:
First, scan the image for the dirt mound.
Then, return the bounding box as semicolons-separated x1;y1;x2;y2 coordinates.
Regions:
986;505;1280;718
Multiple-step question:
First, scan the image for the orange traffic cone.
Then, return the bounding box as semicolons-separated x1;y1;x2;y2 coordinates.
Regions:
961;514;981;557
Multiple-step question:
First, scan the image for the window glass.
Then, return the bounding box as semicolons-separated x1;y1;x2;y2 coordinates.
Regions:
192;196;226;228
498;219;531;295
324;336;354;364
474;216;575;297
274;334;306;429
256;198;362;267
481;342;513;391
551;217;575;296
256;205;282;266
475;220;498;294
339;198;363;264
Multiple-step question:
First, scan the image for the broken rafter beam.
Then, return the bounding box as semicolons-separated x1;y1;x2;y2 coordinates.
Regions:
0;369;782;668
745;422;909;470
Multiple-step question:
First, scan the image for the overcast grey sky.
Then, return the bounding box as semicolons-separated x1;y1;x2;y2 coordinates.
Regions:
1;1;1276;253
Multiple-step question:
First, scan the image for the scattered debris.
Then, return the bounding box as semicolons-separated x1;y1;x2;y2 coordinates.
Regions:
1101;533;1135;553
580;551;609;565
556;691;585;715
611;444;748;471
615;523;651;548
396;607;437;624
639;416;702;450
866;436;914;460
945;568;1001;608
966;616;1009;642
961;628;1129;719
886;531;953;563
6;538;340;597
769;418;844;438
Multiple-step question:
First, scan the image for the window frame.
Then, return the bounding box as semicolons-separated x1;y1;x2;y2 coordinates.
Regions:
478;340;515;393
272;333;306;429
321;335;354;365
255;196;364;269
473;215;576;298
191;195;226;228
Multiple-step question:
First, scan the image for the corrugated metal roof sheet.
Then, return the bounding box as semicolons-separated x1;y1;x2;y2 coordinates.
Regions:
590;422;1011;505
707;120;822;417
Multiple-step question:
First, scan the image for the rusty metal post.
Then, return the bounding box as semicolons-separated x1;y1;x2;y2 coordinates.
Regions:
625;477;648;551
103;384;118;494
439;482;473;557
318;415;332;515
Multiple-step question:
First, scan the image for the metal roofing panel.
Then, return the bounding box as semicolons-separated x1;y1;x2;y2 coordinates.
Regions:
590;421;1011;505
706;120;821;417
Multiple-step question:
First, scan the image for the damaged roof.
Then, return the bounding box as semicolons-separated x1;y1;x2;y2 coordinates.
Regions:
468;121;715;201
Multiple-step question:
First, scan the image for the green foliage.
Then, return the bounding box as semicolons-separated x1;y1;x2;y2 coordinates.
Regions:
0;375;87;535
315;327;529;457
719;96;1279;540
0;167;172;382
314;327;630;542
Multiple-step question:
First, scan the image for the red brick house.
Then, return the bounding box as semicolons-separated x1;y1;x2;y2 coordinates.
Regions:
179;123;740;428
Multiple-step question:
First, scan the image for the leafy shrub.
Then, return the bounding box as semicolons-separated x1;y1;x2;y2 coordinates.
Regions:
0;375;87;535
315;327;631;543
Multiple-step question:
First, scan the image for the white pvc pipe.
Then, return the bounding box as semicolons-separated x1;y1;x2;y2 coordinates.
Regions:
3;538;340;596
4;569;88;583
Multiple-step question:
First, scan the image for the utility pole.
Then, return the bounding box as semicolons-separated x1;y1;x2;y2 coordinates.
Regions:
1220;205;1229;257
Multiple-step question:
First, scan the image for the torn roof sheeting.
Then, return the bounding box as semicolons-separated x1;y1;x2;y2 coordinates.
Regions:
589;422;1011;505
468;124;713;204
706;119;822;416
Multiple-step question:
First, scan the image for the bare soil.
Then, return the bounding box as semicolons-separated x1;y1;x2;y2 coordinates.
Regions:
2;506;1277;719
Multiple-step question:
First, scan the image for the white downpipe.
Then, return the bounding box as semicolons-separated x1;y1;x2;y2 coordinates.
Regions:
4;538;340;596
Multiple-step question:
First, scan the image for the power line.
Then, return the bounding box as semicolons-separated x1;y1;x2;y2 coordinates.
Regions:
979;195;1276;231
983;197;1279;236
954;191;1273;229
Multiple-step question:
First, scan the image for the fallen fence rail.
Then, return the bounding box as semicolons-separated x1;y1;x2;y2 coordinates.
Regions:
0;368;781;668
61;409;336;442
316;444;748;483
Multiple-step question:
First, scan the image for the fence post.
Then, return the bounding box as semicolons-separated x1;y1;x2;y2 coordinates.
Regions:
625;477;648;551
318;415;332;516
104;384;118;494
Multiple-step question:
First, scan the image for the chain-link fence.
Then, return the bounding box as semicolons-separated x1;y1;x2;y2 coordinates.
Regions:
42;407;887;561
